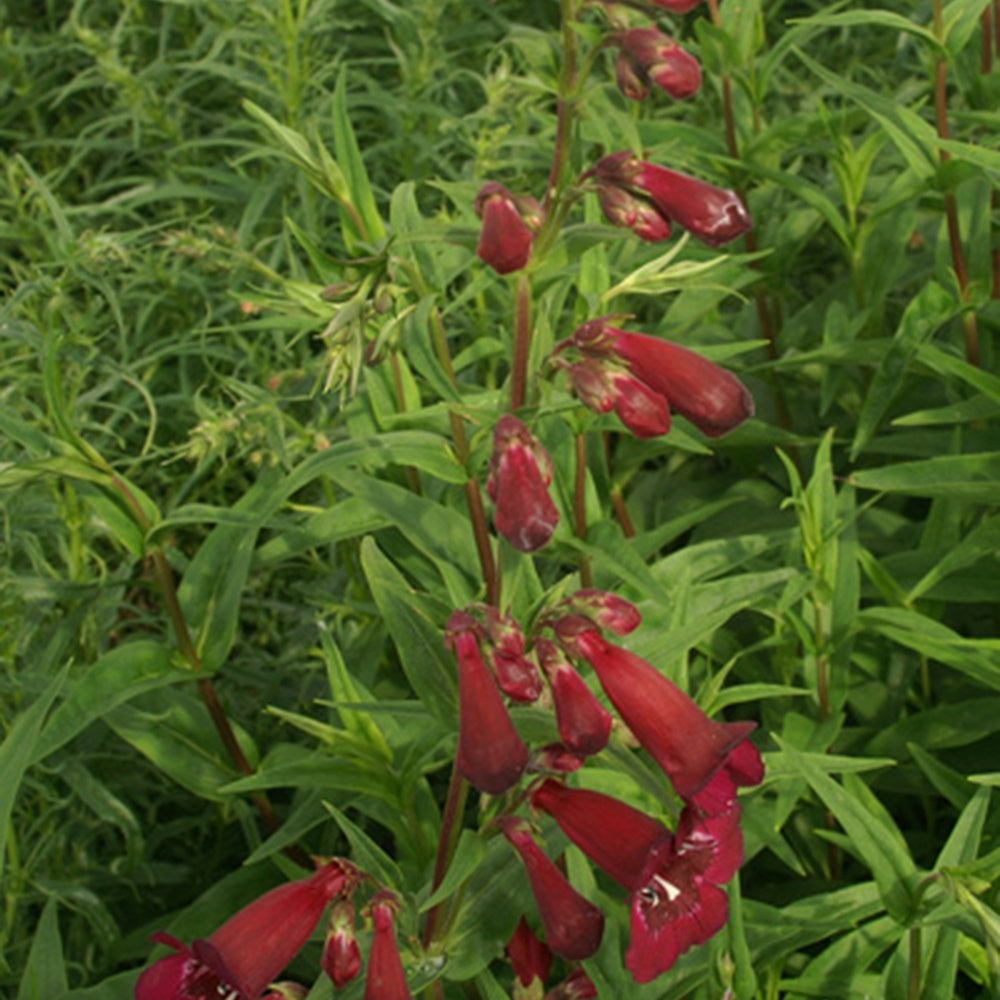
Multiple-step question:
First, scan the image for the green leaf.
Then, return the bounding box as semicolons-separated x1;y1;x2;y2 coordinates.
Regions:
859;606;1000;690
16;897;67;1000
907;515;1000;602
789;9;944;54
104;689;250;801
851;282;957;459
322;800;403;888
178;469;281;672
318;624;392;762
793;47;938;180
360;537;457;726
0;668;67;885
848;453;1000;502
332;67;387;251
419;829;485;912
775;736;918;922
32;641;180;763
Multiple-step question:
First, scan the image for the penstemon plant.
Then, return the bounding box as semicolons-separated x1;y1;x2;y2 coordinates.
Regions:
131;1;765;996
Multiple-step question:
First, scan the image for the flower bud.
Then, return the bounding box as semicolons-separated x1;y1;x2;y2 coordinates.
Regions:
487;415;560;552
475;182;538;275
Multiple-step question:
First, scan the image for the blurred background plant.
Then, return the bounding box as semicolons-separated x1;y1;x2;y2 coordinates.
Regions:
2;0;1000;997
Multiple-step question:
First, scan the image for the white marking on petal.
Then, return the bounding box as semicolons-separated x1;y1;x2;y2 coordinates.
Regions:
652;874;682;902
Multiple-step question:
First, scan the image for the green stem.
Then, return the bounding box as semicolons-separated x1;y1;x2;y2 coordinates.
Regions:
907;925;923;1000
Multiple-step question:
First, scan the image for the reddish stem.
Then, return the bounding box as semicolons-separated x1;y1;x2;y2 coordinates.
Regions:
574;433;593;587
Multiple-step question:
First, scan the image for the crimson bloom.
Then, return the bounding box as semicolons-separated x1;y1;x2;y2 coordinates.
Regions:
545;968;598;999
595;183;672;242
591;151;751;247
501;818;605;962
322;899;362;988
483;608;543;702
531;780;671;891
616;29;701;101
562;589;641;636
561;626;757;799
555;319;753;439
364;894;412;1000
554;356;673;438
507;916;553;993
446;612;529;795
530;780;746;983
487;414;560;552
475;182;541;275
134;860;356;1000
536;639;612;757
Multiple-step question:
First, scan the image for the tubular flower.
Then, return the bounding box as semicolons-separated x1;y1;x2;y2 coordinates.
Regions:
322;900;362;989
530;781;746;983
545;968;598;999
536;639;612;757
487;415;561;552
363;894;412;1000
553;355;673;438
484;608;543;702
562;590;641;636
507;916;554;994
689;736;765;818
616;29;701;101
594;182;672;242
530;780;672;891
501;818;605;962
475;182;541;275
446;612;529;795
135;860;357;1000
556;318;753;439
562;626;757;800
590;151;752;247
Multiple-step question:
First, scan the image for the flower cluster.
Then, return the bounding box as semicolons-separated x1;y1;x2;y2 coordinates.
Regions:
134;861;415;999
444;590;763;982
553;316;754;439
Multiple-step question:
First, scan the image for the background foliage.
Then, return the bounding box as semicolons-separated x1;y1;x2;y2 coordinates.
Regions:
2;0;1000;997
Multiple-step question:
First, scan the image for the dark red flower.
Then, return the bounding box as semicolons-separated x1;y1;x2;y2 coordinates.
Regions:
446;613;529;795
594;182;672;242
565;627;757;800
531;743;587;774
563;590;641;636
487;415;560;552
554;356;673;437
617;29;701;101
536;639;612;757
530;780;671;891
507;916;554;991
501;818;605;962
626;837;729;983
322;900;362;988
591;151;752;247
135;860;356;1000
556;319;753;439
475;182;540;275
530;781;746;983
545;968;598;999
689;737;765;817
364;894;412;1000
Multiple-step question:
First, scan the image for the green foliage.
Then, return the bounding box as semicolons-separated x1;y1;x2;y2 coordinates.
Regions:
2;0;999;998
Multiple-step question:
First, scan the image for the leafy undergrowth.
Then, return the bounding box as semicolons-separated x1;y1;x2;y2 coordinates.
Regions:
2;1;1000;998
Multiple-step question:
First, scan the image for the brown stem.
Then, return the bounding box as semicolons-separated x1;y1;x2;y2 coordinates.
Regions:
611;488;635;538
510;275;532;411
933;3;981;366
421;762;470;949
574;433;593;587
109;476;308;864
